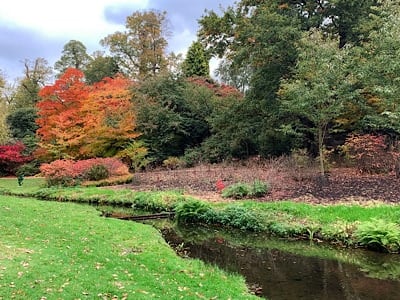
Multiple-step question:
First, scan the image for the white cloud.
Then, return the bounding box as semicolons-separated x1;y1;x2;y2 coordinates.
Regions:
0;0;234;81
0;0;147;38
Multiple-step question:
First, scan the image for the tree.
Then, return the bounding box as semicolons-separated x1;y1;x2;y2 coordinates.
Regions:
36;68;138;160
182;41;209;78
101;10;169;79
0;71;10;144
198;1;303;157
6;107;38;140
134;73;243;163
353;0;400;137
79;76;139;157
11;58;52;109
84;52;120;84
54;40;92;75
36;68;89;159
272;0;380;48
0;100;9;144
279;30;358;176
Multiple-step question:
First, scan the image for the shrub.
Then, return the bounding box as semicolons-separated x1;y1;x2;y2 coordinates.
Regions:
222;180;269;199
222;182;250;199
249;180;269;197
16;161;41;176
342;134;395;174
163;156;185;170
354;219;400;253
214;206;265;231
84;164;110;181
0;142;32;176
175;199;212;224
116;141;150;172
182;147;204;167
40;158;130;186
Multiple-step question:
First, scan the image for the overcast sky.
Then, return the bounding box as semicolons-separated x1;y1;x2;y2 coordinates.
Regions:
0;0;235;82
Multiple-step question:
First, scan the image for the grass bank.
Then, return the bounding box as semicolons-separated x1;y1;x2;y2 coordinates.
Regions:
1;178;400;253
0;194;258;299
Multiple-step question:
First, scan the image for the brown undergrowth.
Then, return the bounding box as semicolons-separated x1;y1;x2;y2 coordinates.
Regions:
128;158;400;203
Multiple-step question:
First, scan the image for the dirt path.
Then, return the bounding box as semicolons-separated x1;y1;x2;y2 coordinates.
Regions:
127;165;400;203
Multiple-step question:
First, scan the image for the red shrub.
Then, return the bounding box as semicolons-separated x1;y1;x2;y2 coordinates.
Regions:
40;157;130;186
343;134;397;174
216;179;225;193
0;142;32;175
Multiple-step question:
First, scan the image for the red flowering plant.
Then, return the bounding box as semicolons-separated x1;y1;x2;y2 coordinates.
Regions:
0;142;32;176
215;179;225;193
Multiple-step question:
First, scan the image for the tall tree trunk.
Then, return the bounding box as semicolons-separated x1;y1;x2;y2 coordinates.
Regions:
318;126;325;177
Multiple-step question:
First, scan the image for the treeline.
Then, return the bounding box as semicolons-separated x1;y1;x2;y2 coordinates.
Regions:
1;0;400;176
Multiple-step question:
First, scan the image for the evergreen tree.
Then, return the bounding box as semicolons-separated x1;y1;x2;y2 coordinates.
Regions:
182;41;209;77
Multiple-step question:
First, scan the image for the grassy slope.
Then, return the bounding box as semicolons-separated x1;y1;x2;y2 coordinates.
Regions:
0;195;258;299
1;177;400;249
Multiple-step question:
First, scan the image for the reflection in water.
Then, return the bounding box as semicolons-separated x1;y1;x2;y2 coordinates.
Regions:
162;228;400;300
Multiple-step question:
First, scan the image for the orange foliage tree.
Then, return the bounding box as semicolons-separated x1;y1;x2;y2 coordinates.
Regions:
80;76;140;157
36;68;139;160
36;68;89;159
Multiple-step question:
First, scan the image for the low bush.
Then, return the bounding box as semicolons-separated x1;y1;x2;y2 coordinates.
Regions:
222;180;269;199
214;205;265;231
40;158;130;186
163;156;185;170
354;219;400;253
250;180;269;197
0;142;32;176
222;182;249;199
132;191;187;213
82;174;133;187
342;134;395;174
175;199;212;224
16;161;41;176
84;164;110;181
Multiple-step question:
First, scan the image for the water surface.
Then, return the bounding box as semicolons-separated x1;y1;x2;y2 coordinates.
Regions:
161;226;400;300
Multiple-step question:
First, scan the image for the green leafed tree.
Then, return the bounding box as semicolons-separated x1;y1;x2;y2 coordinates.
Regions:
12;58;52;109
353;0;400;137
182;41;209;78
54;40;92;75
101;10;169;80
84;51;120;84
279;30;357;176
0;100;10;144
6;107;38;140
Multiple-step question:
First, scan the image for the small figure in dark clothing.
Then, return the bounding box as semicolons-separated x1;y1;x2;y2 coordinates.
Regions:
17;174;24;186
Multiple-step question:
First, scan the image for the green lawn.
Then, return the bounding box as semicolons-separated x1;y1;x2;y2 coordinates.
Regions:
0;195;258;299
1;177;400;253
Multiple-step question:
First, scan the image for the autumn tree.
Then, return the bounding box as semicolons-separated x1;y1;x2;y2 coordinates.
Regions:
54;40;92;75
101;10;169;79
79;76;139;157
36;68;138;160
36;68;89;159
182;41;209;78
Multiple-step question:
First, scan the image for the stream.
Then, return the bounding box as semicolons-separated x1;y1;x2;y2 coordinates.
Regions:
158;224;400;300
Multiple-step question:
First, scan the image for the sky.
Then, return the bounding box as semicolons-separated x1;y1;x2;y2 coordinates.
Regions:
0;0;235;82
